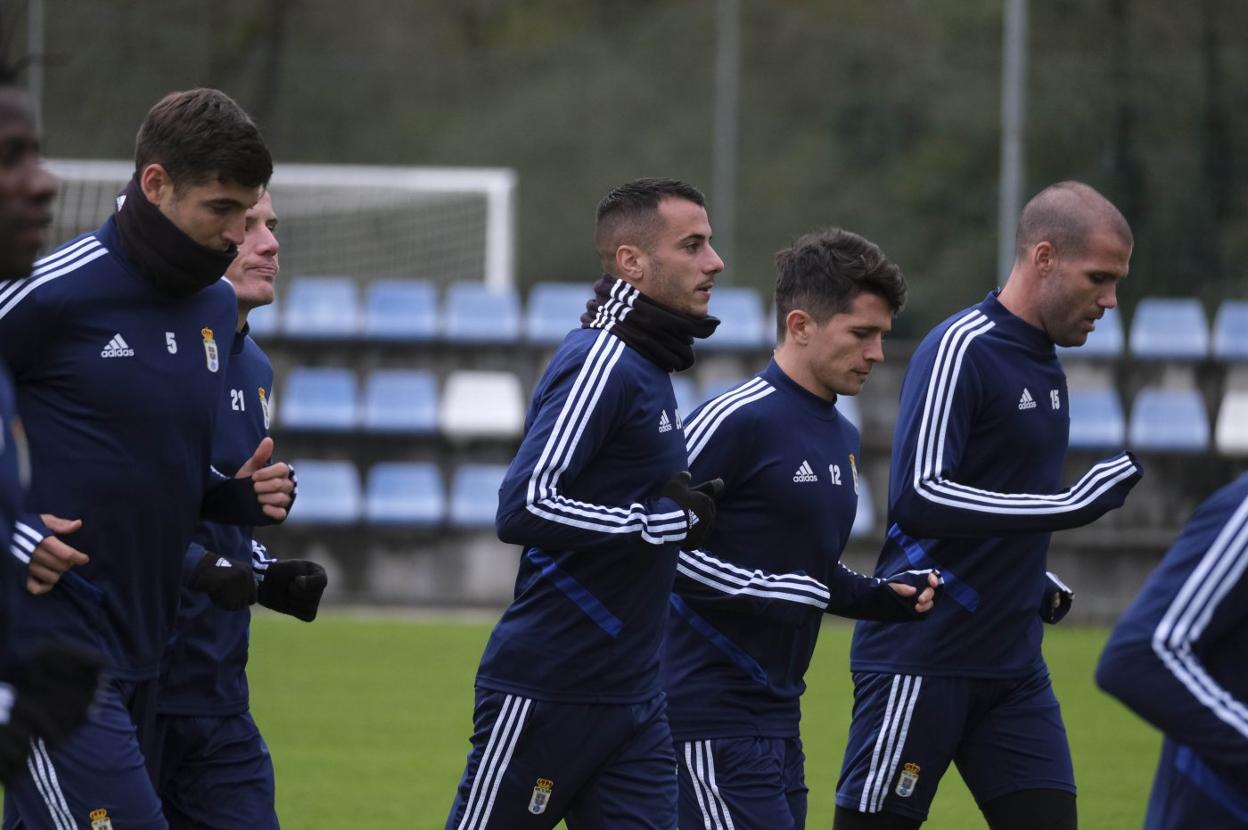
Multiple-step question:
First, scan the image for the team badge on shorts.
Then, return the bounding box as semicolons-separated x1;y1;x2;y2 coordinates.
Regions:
528;778;554;814
259;387;271;429
89;808;114;830
895;762;920;798
201;328;219;373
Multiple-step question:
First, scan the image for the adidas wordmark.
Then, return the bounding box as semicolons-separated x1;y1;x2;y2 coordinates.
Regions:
101;333;134;358
1018;388;1036;410
793;460;818;483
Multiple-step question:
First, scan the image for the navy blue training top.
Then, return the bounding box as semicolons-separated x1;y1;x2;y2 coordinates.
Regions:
663;359;882;739
0;364;26;678
0;220;238;680
160;325;275;715
851;292;1141;678
475;326;691;703
1097;473;1248;796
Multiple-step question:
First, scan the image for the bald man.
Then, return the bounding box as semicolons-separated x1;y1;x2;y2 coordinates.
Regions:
832;181;1143;830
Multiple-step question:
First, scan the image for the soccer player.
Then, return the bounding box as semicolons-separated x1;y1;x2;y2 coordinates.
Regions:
0;56;100;785
156;191;327;829
833;181;1144;830
0;88;294;829
1095;472;1248;830
445;178;724;829
661;228;940;830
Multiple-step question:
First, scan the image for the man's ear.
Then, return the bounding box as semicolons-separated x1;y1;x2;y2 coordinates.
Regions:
1032;240;1056;275
139;163;172;207
615;244;647;286
786;308;813;345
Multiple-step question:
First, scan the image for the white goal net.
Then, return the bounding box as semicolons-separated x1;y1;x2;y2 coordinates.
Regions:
43;161;517;288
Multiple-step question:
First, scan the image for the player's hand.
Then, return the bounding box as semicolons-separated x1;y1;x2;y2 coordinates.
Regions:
236;437;296;521
0;644;103;783
190;550;257;611
1040;571;1074;624
886;570;941;616
26;514;89;595
661;472;724;550
258;559;327;622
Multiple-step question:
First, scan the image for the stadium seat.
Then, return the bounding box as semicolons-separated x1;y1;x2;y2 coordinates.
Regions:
364;462;445;527
1215;391;1248;456
837;395;862;430
701;287;768;351
362;279;438;342
850;477;875;539
525;282;589;345
280;277;360;339
361;369;438;434
1067;387;1126;449
671;375;698;419
439;370;525;440
449;463;509;529
442;282;521;344
1127;387;1210;452
1128;298;1209;360
279;367;359;431
1212;300;1248;361
285;460;361;525
1056;307;1123;359
246;302;279;338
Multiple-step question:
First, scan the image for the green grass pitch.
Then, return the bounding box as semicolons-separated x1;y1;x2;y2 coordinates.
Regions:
246;613;1159;828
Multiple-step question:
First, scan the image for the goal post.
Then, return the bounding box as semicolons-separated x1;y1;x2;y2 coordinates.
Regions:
43;160;518;288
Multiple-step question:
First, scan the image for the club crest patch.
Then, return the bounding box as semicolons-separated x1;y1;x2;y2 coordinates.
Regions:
201;327;219;373
259;387;271;429
89;808;114;830
528;777;554;814
849;453;860;495
895;762;920;798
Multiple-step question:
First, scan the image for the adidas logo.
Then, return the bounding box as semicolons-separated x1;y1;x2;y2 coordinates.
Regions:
215;557;232;568
658;410;673;433
100;333;134;358
792;460;819;483
1018;388;1037;410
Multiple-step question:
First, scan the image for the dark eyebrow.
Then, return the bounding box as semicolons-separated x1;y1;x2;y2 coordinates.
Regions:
679;233;707;245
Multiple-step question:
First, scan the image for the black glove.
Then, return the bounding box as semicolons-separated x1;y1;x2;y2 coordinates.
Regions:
191;551;257;611
1040;570;1074;624
854;569;942;622
0;645;103;784
258;559;327;622
661;472;724;550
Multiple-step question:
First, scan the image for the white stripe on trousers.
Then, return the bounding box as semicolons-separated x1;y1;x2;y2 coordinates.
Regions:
26;738;75;830
682;740;736;830
859;675;923;813
456;694;532;830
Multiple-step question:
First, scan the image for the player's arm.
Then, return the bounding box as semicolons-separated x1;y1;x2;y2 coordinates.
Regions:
891;337;1141;539
1096;489;1248;768
200;437;296;525
495;342;689;550
10;514;88;595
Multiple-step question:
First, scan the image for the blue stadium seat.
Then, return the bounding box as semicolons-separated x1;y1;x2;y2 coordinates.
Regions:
285;460;361;525
279;368;358;431
361;369;438;434
1127;387;1210;452
280;277;359;339
850;476;875;539
449;464;509;529
671;375;698;419
246;302;279;339
837;395;862;430
702;287;768;351
364;462;444;527
1212;300;1248;361
362;279;438;342
525;282;589;345
1128;298;1209;360
1215;391;1248;456
1056;307;1123;359
1067;387;1126;449
442;282;521;344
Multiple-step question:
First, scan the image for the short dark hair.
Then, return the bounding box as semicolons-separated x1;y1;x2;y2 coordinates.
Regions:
134;88;272;190
774;228;907;342
594;178;706;273
1014;180;1133;261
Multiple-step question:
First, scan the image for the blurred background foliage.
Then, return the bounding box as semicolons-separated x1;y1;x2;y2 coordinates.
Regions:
21;0;1248;335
